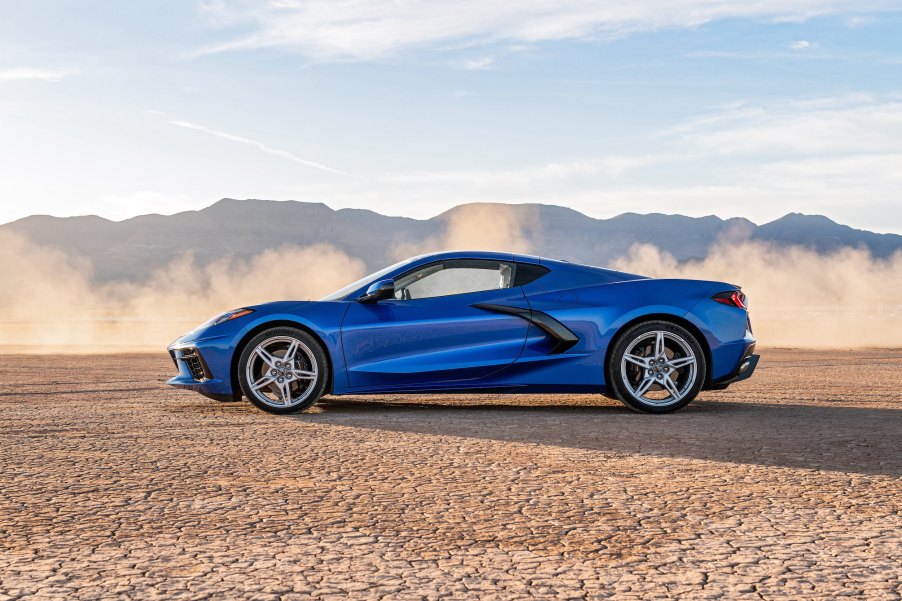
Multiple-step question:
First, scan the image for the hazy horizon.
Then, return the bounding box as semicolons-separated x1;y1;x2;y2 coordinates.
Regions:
2;202;900;350
4;197;900;237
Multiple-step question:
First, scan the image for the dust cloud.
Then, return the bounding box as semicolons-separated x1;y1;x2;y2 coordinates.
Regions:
0;231;365;351
612;240;902;348
1;212;900;351
392;203;540;259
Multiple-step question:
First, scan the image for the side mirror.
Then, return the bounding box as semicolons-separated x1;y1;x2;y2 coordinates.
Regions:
358;279;395;303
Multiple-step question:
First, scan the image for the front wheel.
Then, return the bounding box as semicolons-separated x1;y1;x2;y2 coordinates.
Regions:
606;320;706;414
237;327;329;414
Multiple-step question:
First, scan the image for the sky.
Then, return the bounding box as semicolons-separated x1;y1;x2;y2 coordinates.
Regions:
0;1;901;233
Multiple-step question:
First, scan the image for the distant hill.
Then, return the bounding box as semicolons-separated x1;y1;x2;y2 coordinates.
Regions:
4;199;900;283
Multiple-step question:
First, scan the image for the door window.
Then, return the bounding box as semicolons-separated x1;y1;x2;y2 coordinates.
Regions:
394;260;514;300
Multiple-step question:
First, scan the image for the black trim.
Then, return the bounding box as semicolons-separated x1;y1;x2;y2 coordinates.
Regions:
513;263;550;287
709;343;758;390
472;303;579;354
178;347;213;381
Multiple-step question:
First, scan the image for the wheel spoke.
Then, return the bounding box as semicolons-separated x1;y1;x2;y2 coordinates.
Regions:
291;369;316;380
661;374;681;399
255;347;278;368
278;381;292;405
623;353;648;368
284;339;300;364
654;331;665;358
252;373;277;391
667;355;696;369
635;376;655;397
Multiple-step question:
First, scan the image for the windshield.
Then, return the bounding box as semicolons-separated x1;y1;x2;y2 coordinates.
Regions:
319;257;419;301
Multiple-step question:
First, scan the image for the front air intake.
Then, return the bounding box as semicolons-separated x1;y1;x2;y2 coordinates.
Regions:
180;348;210;381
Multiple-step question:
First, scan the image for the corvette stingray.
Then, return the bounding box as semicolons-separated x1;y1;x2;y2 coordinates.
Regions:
168;251;758;414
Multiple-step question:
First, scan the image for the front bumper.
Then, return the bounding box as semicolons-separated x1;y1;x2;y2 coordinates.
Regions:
167;344;237;402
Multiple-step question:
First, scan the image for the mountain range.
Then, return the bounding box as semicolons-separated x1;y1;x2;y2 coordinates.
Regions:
4;199;900;283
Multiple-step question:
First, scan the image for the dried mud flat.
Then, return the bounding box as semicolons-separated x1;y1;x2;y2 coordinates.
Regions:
1;349;900;600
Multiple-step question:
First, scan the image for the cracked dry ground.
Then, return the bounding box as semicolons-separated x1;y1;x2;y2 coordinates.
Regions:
1;349;900;600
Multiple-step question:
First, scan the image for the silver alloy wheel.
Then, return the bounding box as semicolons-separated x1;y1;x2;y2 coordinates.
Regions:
244;336;318;409
620;330;698;407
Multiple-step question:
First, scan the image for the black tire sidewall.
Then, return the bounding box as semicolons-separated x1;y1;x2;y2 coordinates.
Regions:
606;320;706;414
237;327;329;414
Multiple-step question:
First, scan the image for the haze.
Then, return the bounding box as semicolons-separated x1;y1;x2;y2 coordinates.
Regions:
1;204;899;350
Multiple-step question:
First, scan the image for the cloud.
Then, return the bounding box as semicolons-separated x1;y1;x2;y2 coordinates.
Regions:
460;56;494;70
684;49;827;60
318;93;902;232
195;1;902;60
845;15;877;27
170;120;353;177
657;94;902;155
381;154;670;188
0;68;73;82
789;40;811;49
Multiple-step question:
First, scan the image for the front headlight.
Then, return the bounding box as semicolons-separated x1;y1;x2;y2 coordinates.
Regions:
203;307;255;328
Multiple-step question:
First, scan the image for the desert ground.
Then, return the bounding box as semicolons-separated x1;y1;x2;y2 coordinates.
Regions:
0;349;900;599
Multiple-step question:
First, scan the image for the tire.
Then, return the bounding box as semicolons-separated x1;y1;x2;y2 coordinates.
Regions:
605;320;706;414
237;327;329;415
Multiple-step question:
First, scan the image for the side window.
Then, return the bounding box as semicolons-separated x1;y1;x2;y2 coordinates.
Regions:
513;263;550;286
394;260;514;300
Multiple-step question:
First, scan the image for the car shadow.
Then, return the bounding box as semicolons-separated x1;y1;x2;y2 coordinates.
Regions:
289;396;902;478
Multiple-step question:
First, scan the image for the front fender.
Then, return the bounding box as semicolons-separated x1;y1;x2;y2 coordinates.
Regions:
168;301;350;395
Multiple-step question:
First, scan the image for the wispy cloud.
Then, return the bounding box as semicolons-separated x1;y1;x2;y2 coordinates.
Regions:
381;154;673;189
0;67;73;82
169;120;353;177
657;94;902;155
333;93;902;231
685;49;831;60
195;1;902;61
845;15;877;27
460;56;494;70
789;40;811;50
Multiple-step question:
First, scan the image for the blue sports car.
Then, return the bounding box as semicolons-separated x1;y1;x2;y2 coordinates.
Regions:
168;251;758;414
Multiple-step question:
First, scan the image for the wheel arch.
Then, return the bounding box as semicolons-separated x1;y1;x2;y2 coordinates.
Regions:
603;313;713;389
230;319;335;398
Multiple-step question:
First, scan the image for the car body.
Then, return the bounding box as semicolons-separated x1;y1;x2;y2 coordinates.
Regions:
168;251;758;413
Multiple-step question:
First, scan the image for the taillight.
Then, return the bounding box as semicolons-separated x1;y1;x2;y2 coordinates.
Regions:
713;290;747;309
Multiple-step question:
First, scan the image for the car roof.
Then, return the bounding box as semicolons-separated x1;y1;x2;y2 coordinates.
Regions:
414;250;642;279
412;250;542;264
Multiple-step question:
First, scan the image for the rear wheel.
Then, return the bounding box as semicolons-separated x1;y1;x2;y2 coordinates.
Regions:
606;320;706;414
237;327;329;414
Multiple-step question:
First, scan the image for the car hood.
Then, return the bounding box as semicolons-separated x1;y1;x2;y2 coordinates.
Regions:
245;299;316;313
170;300;325;348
